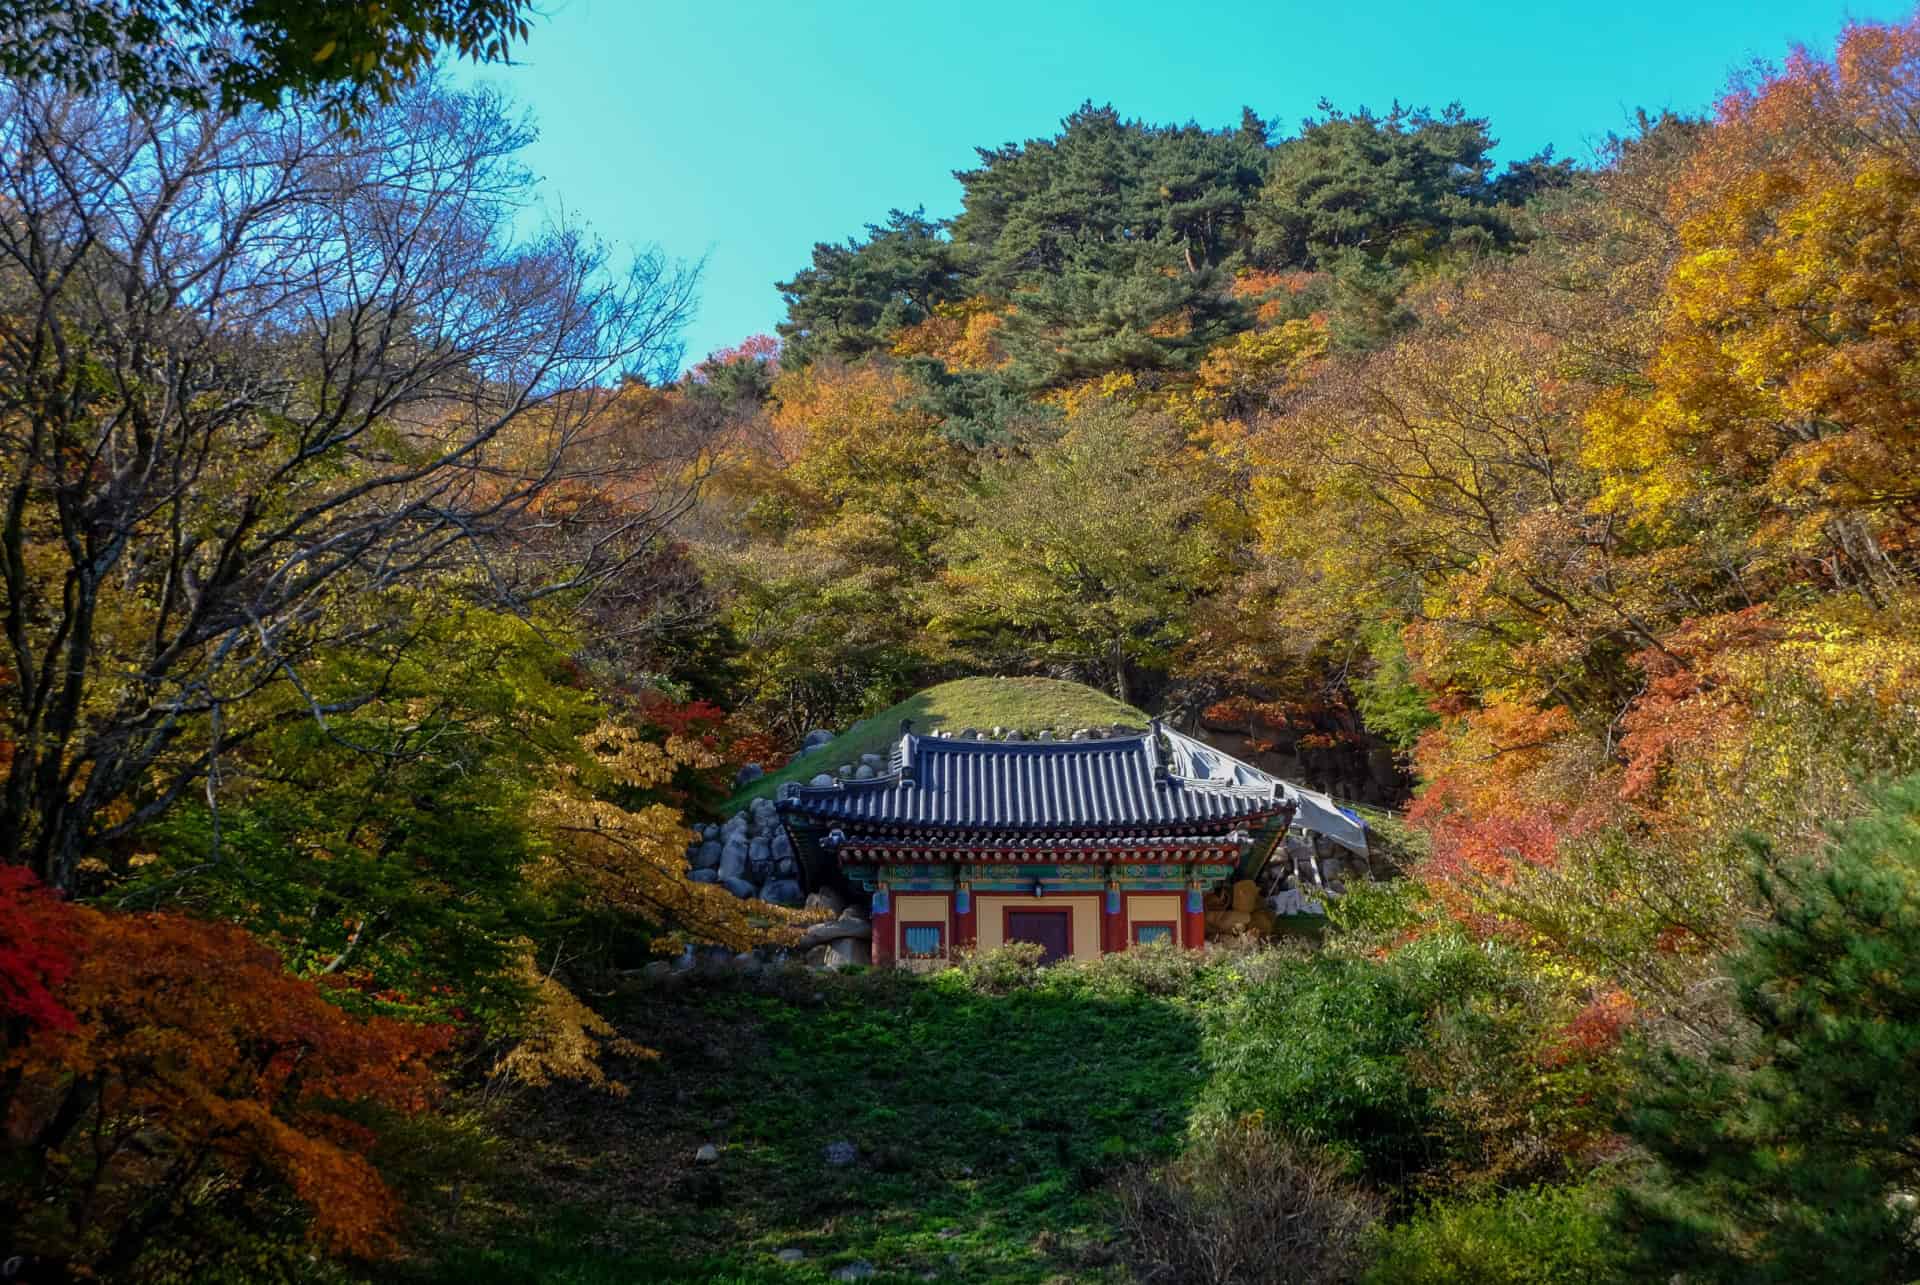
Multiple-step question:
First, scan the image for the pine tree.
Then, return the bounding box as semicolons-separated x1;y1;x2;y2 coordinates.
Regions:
1618;772;1920;1283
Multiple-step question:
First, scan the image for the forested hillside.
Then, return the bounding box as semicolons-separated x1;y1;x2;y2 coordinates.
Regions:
4;4;1920;1282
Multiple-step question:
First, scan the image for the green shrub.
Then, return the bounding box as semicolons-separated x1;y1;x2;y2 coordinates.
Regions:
951;940;1048;993
1199;930;1510;1183
1363;1182;1628;1284
1055;936;1214;997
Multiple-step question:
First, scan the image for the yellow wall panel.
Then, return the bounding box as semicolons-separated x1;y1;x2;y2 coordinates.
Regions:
975;894;1100;961
1126;894;1182;933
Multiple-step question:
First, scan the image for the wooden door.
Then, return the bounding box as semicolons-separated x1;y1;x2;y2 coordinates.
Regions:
1005;909;1071;963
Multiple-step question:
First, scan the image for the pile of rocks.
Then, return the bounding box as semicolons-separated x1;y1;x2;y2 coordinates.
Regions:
792;886;872;966
929;725;1138;743
1272;830;1372;898
1204;833;1377;930
1201;879;1279;937
684;794;803;906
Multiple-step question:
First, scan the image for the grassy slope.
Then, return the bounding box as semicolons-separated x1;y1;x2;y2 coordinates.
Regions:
405;955;1226;1285
723;678;1147;814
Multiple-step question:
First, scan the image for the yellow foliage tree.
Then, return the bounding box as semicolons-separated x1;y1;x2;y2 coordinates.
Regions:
1585;22;1920;592
532;722;807;953
490;945;655;1097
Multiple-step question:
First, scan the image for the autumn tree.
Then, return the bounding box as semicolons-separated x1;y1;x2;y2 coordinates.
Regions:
0;883;448;1277
699;359;966;733
0;78;697;895
532;720;805;951
1585;21;1920;598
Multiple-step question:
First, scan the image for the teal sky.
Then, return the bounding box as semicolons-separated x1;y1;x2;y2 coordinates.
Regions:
462;0;1907;370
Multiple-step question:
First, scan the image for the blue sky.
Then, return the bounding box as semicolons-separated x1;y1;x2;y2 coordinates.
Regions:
462;0;1908;370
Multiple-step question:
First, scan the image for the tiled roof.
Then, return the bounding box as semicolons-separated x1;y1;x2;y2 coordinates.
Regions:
839;833;1249;863
776;726;1289;831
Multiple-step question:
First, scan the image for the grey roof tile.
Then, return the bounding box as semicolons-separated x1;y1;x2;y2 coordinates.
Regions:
776;728;1286;831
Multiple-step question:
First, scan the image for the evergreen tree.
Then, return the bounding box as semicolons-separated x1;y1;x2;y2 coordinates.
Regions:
1250;101;1506;267
1618;772;1920;1283
775;208;966;364
996;242;1249;388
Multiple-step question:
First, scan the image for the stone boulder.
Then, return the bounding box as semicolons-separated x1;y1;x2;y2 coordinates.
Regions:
720;876;758;898
692;840;722;870
718;841;748;881
809;773;835;788
760;878;804;906
800;918;872;947
825;938;871;968
806;888;847;915
688;869;720;884
803;728;835;750
733;763;765;789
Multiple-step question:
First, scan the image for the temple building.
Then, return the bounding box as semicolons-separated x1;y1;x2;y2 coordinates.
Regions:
775;720;1366;964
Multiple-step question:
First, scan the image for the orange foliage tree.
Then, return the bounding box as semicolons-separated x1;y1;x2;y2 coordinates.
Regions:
1;875;447;1277
1586;19;1920;595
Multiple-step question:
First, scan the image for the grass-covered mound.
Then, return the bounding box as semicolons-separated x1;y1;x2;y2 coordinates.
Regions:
724;678;1147;812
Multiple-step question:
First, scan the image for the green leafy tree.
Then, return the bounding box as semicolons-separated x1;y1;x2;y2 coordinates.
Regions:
950;104;1263;386
1618;771;1920;1283
996;243;1250;389
0;0;534;125
950;103;1266;288
122;597;601;1025
934;407;1228;703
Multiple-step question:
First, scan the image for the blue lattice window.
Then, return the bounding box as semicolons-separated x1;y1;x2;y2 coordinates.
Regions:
902;923;945;958
1133;923;1176;946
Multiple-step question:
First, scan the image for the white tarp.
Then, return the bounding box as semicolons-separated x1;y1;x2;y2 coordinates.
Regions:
1278;780;1370;855
1161;727;1369;856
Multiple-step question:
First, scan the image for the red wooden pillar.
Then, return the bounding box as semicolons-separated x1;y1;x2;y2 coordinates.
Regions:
1104;882;1124;954
871;884;894;966
1183;882;1205;950
954;881;976;952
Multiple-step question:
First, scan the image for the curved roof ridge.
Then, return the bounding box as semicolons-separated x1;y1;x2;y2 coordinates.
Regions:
776;726;1294;829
